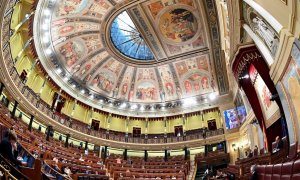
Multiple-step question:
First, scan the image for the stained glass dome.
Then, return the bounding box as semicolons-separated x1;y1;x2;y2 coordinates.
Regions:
110;11;154;61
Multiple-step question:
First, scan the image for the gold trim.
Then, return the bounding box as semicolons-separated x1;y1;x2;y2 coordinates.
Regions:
281;0;287;5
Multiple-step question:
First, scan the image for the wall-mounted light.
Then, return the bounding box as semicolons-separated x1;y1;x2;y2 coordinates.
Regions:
239;74;249;80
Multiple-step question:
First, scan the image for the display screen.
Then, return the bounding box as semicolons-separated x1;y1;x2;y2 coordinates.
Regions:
236;106;247;124
224;105;247;129
224;109;239;129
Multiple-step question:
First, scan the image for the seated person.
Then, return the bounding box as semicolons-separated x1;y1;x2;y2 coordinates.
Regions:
79;154;84;161
53;163;60;172
63;166;72;176
53;157;59;163
247;150;253;158
273;136;283;153
250;165;258;180
127;158;132;164
0;130;26;167
97;159;103;165
254;145;258;152
116;157;122;164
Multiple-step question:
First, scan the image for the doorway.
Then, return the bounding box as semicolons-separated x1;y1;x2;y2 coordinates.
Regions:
207;119;217;130
174;125;183;137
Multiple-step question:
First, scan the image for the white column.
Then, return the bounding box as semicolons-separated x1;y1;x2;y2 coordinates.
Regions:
243;0;282;33
247;124;254;150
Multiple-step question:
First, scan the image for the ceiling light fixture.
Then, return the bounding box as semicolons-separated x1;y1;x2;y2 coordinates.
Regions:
44;9;51;16
45;48;52;55
120;103;127;109
131;104;137;110
140;106;145;111
239;74;249;80
56;68;62;74
42;24;48;30
182;97;197;107
209;93;216;100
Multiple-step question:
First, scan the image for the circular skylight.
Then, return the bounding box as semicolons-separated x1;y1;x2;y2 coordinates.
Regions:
110;11;154;61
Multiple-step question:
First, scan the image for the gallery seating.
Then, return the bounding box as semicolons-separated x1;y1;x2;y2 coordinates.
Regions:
0;102;109;180
106;154;190;180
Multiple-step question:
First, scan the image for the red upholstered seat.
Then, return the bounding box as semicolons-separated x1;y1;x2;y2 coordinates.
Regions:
264;165;273;180
272;163;282;180
292;159;300;180
256;165;266;180
281;161;293;180
282;137;288;149
288;142;298;162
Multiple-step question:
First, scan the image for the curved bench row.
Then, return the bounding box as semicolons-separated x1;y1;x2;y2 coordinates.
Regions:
256;159;300;180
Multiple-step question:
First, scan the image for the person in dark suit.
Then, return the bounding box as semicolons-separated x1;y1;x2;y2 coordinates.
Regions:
275;136;283;150
250;165;258;180
0;130;26;166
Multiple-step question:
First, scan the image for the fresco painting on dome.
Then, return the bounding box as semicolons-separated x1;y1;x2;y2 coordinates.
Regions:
157;65;176;100
223;109;239;129
166;36;205;56
58;40;85;68
147;0;194;19
135;68;159;102
282;39;300;139
72;51;108;80
117;66;134;99
136;82;158;101
249;65;280;127
159;8;197;43
58;25;75;35
192;36;205;48
177;0;193;6
91;71;115;93
175;61;188;78
183;74;210;95
137;69;156;81
148;1;164;19
173;55;212;96
166;44;183;55
102;59;124;77
82;35;102;53
85;0;112;18
52;22;100;38
55;0;90;16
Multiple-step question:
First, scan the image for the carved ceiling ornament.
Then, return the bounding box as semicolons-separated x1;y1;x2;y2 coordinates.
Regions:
231;45;262;81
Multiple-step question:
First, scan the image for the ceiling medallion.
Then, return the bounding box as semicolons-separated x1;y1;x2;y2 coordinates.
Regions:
159;8;198;44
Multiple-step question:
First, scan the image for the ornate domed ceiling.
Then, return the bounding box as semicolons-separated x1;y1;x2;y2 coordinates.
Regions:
33;0;229;116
